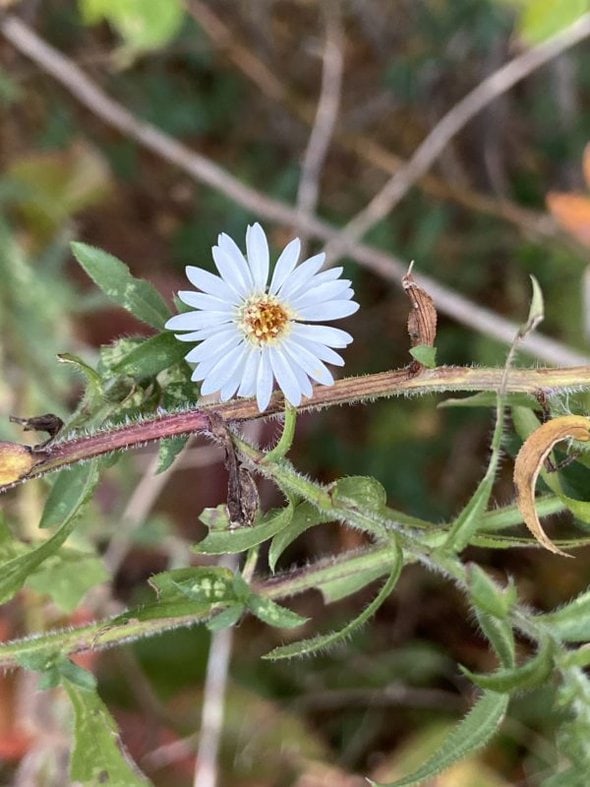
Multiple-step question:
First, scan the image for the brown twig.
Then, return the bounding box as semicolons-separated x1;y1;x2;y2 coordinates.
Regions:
295;3;343;254
3;364;590;493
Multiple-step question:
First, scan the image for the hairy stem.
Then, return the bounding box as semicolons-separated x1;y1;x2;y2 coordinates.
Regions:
4;364;590;492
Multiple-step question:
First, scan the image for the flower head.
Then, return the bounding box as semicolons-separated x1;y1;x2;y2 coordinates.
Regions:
165;223;358;412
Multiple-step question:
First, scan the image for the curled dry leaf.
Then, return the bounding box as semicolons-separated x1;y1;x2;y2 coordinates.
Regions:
514;415;590;557
402;263;437;350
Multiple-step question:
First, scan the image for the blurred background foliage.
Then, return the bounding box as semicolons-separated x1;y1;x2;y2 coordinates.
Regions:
1;0;590;784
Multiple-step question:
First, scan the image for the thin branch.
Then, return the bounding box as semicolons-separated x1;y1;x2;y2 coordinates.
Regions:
295;4;343;253
2;14;589;366
193;556;237;787
324;13;590;260
185;0;552;241
4;363;590;493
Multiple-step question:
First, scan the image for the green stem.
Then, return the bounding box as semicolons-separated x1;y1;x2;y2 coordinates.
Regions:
263;404;297;462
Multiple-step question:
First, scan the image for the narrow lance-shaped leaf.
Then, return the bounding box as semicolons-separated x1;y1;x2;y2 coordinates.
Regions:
264;542;402;660
372;691;509;787
539;588;590;642
474;610;515;669
195;501;294;555
246;595;308;629
71;241;170;329
468;564;516;620
268;500;332;572
460;639;554;694
64;679;150;786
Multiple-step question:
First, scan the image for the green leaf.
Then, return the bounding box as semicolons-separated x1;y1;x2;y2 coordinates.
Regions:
206;604;244;631
264;542;402;660
0;461;100;604
16;650;97;690
539;589;590;642
443;470;496;552
25;553;109;613
113;331;187;378
195;502;294;555
268;501;332;572
79;0;185;52
372;691;509;786
473;610;515;669
409;344;437;368
157;435;189;473
39;461;100;530
468;564;516;619
57;352;103;402
319;562;391;604
461;639;554;693
480;496;565;532
444;403;504;550
246;595;308;629
64;680;150;786
71;241;170;329
332;476;388;510
520;0;590;44
166;567;237;604
559;493;590;525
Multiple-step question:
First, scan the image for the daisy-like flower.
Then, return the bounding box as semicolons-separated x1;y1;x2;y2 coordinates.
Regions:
165;223;359;412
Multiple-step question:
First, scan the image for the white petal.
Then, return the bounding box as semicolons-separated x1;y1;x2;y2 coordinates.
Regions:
289;280;353;309
282;267;346;302
297;300;359;321
178;291;234;312
282;340;334;385
308;266;344;284
200;345;247;393
165;311;230;331
269;238;301;294
246;223;270;289
269;347;302;406
237;347;261;397
173;324;233;342
184;328;241;363
288;360;314;398
220;375;241;401
212;245;251;297
218;232;254;289
290;337;344;366
219;351;249;400
185;266;237;301
275;253;325;299
291;323;353;347
255;350;274;412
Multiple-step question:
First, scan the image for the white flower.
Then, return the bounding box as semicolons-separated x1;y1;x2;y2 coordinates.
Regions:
165;223;359;412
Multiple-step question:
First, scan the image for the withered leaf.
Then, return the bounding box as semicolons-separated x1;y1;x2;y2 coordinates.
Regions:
513;415;590;557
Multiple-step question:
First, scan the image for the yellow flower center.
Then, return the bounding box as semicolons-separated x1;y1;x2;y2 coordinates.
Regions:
239;294;291;345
